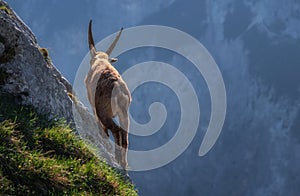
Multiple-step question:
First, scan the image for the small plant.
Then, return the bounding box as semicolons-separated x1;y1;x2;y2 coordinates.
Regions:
0;5;12;15
38;47;53;66
67;92;78;105
38;48;49;58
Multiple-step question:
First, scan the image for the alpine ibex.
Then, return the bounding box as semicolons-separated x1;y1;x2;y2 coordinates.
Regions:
85;20;131;169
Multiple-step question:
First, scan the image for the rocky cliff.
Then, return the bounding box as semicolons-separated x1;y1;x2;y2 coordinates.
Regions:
0;1;117;168
0;2;73;122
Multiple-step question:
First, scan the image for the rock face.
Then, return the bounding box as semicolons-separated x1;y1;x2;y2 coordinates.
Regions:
0;2;73;123
0;1;118;169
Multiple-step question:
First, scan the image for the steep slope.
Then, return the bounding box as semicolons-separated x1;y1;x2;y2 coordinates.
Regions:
0;93;137;195
0;1;136;194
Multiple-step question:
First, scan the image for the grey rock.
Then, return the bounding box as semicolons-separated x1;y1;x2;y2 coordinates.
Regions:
0;3;73;123
0;1;120;170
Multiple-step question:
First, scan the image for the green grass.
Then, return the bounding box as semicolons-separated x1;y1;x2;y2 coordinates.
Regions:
0;92;137;195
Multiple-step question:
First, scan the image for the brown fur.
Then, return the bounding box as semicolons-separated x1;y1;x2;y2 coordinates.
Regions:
85;20;131;169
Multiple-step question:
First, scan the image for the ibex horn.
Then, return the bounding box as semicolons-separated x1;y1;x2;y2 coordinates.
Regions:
88;20;97;57
106;27;123;56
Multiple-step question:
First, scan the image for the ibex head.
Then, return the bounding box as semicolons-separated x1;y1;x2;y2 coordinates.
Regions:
88;20;123;64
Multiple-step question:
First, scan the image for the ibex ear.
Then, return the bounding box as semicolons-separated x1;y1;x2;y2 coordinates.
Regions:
109;58;118;63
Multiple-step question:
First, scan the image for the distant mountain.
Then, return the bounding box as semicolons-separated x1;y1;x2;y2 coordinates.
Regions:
127;0;300;195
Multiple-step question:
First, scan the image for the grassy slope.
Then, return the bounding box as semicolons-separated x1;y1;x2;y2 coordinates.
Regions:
0;93;137;195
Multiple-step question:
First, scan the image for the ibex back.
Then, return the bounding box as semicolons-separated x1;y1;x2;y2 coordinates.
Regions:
84;20;131;169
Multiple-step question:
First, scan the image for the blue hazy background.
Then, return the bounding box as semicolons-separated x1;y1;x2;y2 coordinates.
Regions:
5;0;300;195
